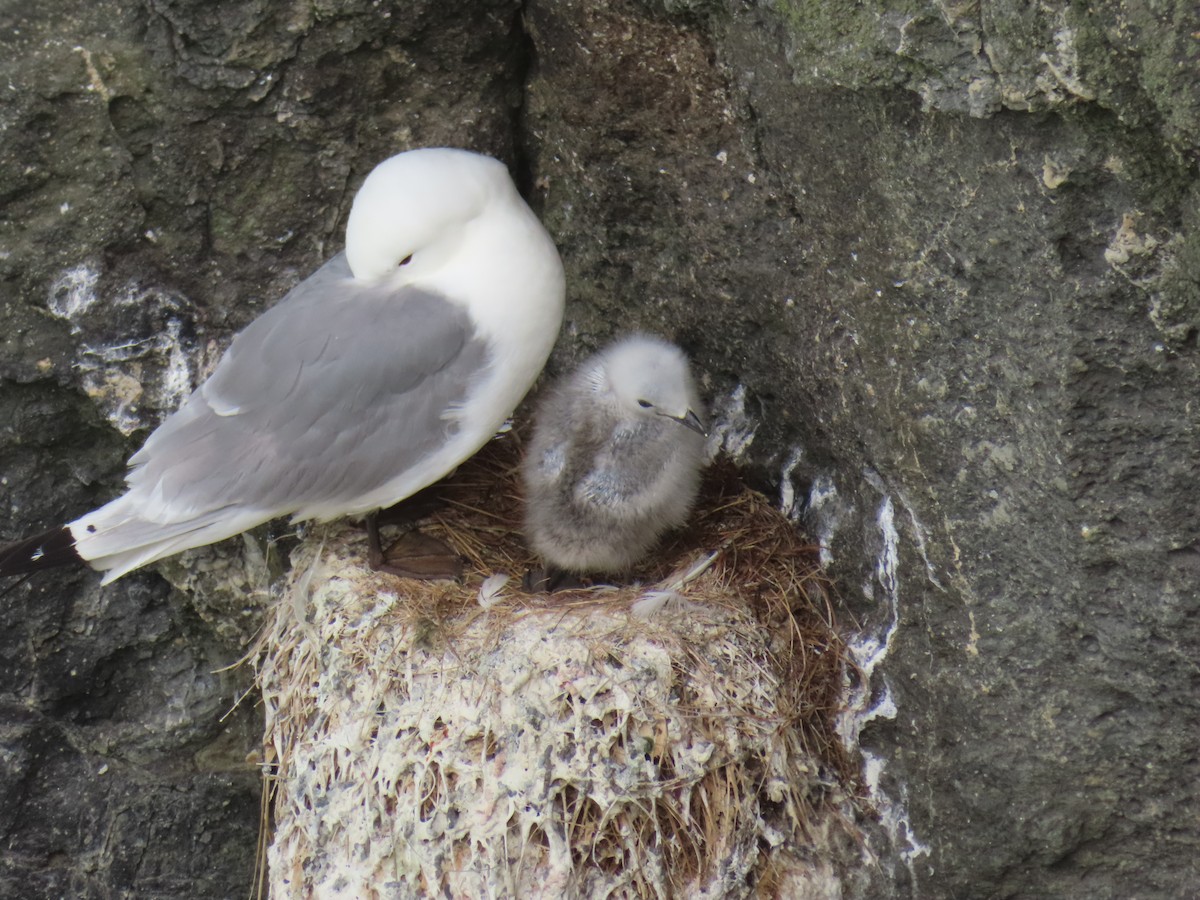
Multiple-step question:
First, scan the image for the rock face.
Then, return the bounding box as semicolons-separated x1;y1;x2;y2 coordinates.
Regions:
2;1;1198;898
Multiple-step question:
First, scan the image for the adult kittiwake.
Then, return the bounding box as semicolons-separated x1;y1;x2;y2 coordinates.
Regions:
1;147;565;584
522;334;706;589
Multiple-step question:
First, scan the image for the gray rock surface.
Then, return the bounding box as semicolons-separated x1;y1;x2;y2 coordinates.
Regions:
2;0;1198;897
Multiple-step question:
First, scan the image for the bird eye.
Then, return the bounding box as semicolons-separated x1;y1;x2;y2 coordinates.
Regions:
399;254;413;266
637;399;653;409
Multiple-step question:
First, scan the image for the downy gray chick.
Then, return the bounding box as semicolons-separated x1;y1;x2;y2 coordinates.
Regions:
522;334;706;587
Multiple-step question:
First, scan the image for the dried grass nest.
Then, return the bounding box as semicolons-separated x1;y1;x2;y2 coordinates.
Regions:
252;434;863;899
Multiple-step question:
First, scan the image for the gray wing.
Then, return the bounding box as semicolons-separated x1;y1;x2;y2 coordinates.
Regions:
575;422;673;511
126;253;490;517
530;378;672;515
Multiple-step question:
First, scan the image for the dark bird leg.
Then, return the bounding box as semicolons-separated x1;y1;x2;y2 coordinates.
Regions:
364;511;462;581
365;511;387;569
522;564;588;593
375;484;448;527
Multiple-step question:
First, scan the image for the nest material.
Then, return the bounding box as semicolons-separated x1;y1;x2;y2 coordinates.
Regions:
254;436;861;899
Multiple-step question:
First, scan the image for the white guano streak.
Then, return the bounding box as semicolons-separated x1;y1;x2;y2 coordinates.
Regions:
839;494;931;885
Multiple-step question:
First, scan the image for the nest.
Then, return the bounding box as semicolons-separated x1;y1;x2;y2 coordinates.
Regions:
252;435;862;899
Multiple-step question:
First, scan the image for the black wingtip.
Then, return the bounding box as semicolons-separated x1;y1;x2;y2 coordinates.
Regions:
0;526;84;576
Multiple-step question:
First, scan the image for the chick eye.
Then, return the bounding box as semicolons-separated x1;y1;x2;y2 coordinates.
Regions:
398;254;413;266
637;399;653;409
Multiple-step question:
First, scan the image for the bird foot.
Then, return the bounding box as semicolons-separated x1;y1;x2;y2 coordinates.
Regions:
365;512;462;581
522;566;590;593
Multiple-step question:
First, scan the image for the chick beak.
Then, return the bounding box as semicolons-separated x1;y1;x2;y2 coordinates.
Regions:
677;409;708;437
